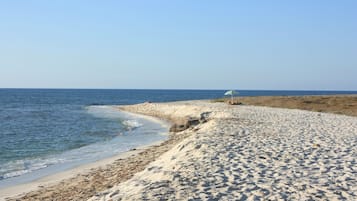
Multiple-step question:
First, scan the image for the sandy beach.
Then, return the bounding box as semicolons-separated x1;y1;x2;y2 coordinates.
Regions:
88;100;357;200
3;96;357;200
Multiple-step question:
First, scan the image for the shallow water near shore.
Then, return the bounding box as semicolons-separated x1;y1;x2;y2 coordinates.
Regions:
0;105;169;189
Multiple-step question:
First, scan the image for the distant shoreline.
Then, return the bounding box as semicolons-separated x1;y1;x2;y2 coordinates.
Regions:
212;95;357;117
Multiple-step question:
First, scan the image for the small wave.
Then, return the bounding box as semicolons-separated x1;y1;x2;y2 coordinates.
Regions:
3;169;33;179
0;158;65;180
122;120;143;131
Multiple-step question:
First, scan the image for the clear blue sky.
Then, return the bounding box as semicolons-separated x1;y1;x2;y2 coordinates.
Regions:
0;1;356;90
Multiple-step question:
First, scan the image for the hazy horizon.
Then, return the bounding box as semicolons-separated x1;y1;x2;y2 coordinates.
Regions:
1;88;357;92
1;1;356;90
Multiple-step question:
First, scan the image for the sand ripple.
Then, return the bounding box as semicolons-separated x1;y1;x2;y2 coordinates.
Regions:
90;101;357;200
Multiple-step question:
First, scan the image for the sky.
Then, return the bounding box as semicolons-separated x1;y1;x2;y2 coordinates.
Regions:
0;1;356;90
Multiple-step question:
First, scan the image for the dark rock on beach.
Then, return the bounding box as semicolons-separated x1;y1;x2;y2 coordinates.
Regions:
169;113;210;133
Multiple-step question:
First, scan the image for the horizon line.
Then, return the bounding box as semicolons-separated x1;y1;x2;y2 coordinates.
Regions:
0;87;357;92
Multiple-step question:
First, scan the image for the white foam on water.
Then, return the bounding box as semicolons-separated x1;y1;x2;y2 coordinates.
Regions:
3;170;30;179
122;119;143;130
0;105;168;189
0;157;65;180
86;105;146;131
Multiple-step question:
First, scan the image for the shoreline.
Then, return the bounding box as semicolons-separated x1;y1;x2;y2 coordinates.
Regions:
0;141;162;200
0;109;172;201
3;96;357;200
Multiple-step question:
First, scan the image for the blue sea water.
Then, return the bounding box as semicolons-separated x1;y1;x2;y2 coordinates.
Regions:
0;89;356;187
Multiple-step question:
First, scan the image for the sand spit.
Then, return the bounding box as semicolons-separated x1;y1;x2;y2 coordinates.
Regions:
90;101;357;200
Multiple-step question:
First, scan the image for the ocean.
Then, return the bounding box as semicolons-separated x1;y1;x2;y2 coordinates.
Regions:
0;89;356;188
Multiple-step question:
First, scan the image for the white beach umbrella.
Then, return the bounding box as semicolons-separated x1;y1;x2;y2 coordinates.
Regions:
224;90;238;102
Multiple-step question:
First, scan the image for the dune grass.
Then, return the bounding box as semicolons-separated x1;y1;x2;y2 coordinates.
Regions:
212;95;357;117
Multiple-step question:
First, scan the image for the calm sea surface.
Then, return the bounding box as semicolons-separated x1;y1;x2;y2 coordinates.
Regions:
0;89;356;187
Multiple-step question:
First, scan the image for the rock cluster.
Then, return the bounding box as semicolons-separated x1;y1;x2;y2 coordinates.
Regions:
169;112;211;132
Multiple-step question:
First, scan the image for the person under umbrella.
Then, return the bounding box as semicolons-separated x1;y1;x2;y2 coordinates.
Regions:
224;90;238;104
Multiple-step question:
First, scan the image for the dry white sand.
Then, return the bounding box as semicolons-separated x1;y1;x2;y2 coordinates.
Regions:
90;101;357;201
